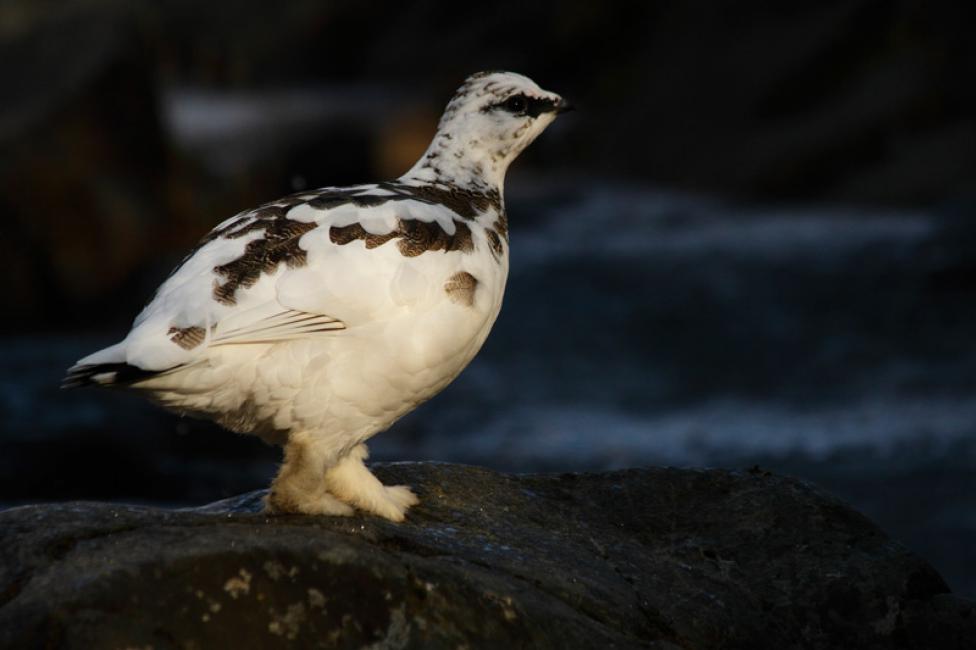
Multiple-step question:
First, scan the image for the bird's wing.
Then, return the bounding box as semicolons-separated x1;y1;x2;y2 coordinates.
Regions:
107;183;479;374
210;307;345;346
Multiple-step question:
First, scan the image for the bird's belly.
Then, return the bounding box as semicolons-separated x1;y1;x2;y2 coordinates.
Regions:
163;293;500;449
333;306;492;412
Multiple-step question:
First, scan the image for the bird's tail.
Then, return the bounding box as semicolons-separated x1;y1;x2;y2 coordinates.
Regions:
61;362;159;389
62;341;158;389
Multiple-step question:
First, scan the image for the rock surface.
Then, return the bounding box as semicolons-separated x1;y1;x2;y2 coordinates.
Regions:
1;464;973;649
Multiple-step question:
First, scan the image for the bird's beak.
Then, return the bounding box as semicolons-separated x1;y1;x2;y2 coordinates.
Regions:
555;97;574;114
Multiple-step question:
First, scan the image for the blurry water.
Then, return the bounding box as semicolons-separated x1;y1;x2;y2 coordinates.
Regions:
381;186;973;464
2;183;973;596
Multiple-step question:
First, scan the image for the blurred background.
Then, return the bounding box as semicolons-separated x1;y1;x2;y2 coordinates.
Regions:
1;1;974;597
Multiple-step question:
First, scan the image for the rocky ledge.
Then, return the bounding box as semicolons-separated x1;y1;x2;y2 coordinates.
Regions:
1;463;973;649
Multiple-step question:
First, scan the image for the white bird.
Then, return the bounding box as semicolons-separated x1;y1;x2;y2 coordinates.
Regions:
64;71;570;521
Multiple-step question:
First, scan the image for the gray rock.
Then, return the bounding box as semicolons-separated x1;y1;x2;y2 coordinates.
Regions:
1;463;972;649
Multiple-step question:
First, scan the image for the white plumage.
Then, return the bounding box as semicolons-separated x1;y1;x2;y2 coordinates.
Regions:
65;71;569;520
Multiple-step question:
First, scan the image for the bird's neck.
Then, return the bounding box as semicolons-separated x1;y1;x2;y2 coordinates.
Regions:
400;130;509;197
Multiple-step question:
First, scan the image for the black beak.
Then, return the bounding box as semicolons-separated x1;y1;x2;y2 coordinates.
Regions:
524;96;575;118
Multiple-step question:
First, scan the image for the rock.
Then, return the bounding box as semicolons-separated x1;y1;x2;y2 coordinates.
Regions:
1;464;972;649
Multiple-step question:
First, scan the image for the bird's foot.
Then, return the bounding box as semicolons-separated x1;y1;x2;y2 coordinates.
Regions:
324;444;421;522
264;489;355;517
385;484;420;510
324;481;419;522
360;484;419;522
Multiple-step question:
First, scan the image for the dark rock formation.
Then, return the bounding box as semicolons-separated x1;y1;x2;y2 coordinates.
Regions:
1;464;973;649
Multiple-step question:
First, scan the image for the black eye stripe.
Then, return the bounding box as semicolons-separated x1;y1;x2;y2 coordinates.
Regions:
505;95;526;112
483;94;560;117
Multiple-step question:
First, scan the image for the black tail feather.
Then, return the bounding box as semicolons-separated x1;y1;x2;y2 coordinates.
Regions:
61;363;160;389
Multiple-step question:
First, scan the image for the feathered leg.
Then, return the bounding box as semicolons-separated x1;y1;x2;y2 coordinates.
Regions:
324;444;419;522
265;431;354;516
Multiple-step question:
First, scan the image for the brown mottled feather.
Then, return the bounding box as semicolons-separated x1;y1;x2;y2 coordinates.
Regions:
485;228;504;258
213;219;318;306
331;219;474;256
167;326;206;350
444;271;478;307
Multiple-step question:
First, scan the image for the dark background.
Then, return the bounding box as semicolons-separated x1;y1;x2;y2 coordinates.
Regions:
2;1;974;598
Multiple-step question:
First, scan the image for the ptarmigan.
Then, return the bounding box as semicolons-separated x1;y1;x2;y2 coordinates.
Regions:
64;71;569;521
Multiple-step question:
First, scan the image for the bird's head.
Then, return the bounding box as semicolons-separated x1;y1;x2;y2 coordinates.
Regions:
403;71;570;190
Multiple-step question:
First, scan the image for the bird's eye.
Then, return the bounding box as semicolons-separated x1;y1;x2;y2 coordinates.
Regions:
504;95;527;114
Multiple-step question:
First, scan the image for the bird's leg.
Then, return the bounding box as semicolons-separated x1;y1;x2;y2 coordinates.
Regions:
324;443;419;522
265;431;354;516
